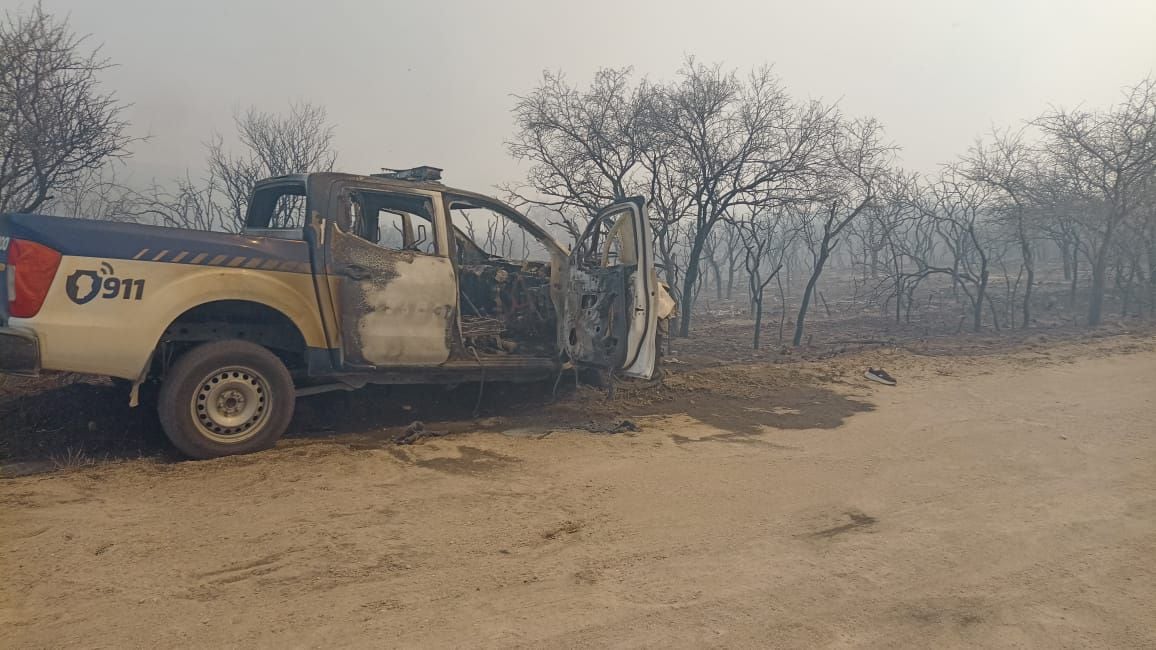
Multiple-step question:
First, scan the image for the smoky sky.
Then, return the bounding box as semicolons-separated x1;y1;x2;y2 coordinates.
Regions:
20;0;1156;193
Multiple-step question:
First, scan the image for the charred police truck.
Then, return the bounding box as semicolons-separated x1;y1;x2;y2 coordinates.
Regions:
0;167;672;458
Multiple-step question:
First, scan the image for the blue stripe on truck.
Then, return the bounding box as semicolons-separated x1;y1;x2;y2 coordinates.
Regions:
0;213;312;273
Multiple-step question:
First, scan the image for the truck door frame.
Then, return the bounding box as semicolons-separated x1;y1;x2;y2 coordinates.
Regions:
305;176;458;370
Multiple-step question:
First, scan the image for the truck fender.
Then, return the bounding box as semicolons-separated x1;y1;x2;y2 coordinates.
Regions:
134;267;326;379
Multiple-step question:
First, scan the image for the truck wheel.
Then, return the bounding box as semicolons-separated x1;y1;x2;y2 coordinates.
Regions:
158;340;295;459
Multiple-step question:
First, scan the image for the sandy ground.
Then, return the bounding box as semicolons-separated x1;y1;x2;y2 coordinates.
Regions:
2;339;1155;648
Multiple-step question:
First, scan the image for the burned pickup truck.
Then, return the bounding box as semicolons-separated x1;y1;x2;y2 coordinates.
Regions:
0;167;673;458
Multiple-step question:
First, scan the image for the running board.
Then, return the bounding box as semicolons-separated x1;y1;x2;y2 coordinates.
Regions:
296;359;560;397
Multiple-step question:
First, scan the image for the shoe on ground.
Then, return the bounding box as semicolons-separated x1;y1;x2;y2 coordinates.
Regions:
864;367;897;386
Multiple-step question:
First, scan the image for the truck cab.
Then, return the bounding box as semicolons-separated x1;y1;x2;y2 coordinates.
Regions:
1;168;669;458
249;169;662;380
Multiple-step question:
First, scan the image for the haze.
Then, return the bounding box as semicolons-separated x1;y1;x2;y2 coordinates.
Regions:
24;0;1156;192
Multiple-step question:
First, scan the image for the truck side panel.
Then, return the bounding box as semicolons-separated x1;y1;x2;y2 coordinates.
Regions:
1;213;336;379
13;255;328;379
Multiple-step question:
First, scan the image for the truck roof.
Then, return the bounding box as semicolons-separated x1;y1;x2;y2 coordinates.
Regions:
254;172;470;198
256;172;564;254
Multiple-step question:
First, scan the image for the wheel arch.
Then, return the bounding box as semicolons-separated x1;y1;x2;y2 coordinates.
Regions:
160;299;308;354
138;296;321;385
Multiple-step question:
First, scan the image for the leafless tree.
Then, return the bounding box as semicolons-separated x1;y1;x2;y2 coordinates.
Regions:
0;3;132;214
961;128;1041;328
730;206;793;348
701;228;724;304
44;164;139;222
506;61;830;334
654;59;833;337
506;68;650;240
857;171;922;322
640;140;694;301
1137;179;1156;315
1029;164;1089;310
1032;76;1156;326
792;116;894;345
137;173;231;232
505;62;1156;346
207;101;337;231
719;220;745;300
907;169;1002;331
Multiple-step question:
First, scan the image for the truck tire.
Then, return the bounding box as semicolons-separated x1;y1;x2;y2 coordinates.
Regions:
158;340;295;459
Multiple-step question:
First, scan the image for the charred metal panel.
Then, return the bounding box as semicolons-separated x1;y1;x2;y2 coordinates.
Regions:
331;229;455;367
561;198;658;378
560;265;629;369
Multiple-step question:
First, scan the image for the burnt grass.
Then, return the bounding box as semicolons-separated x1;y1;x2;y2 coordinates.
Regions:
2;272;1152;469
0;377;561;466
0;358;879;468
0;376;167;465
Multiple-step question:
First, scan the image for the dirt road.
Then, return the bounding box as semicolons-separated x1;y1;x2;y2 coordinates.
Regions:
2;339;1155;648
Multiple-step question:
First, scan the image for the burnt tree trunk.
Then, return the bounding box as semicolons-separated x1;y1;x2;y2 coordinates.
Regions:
974;269;989;332
1088;254;1109;326
752;288;764;350
1149;240;1156;318
1087;227;1115;327
793;237;831;346
776;273;787;344
678;232;709;337
710;258;724;300
1018;227;1034;329
1069;236;1080;311
1120;261;1136;317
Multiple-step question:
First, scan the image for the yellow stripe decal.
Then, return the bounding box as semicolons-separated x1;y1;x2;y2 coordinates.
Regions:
127;254;307;272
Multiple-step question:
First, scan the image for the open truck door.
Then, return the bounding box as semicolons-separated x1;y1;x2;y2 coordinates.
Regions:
561;197;659;379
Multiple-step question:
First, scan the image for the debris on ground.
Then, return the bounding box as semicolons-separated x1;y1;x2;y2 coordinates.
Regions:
580;420;640;435
395;421;449;445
